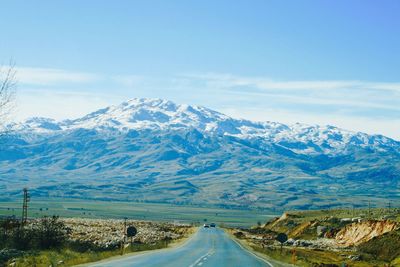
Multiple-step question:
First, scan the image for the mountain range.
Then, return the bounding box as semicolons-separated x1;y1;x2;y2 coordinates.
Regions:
1;98;399;210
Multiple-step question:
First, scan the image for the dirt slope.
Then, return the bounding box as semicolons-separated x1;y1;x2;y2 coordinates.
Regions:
335;220;398;246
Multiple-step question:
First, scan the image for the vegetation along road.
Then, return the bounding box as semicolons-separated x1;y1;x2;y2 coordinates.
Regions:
84;227;273;267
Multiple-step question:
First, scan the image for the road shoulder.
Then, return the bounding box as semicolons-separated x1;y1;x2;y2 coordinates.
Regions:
224;228;295;267
76;227;198;267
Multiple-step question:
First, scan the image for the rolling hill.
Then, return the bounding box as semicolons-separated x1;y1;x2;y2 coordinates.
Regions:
1;98;399;210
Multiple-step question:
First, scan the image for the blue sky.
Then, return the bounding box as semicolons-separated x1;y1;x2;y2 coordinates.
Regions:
1;0;399;139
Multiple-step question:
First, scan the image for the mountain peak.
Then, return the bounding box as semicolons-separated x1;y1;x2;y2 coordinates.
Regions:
121;98;176;109
3;98;399;210
61;98;231;133
9;98;399;155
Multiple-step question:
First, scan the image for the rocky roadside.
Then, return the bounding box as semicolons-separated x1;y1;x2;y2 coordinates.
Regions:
62;218;193;249
1;218;194;267
230;211;400;266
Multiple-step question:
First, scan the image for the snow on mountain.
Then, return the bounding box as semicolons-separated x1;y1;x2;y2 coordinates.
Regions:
11;98;399;155
64;98;231;132
3;98;399;209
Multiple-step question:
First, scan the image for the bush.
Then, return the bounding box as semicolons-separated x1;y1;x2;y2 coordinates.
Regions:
0;248;24;266
0;216;70;251
234;231;245;238
10;227;36;250
33;216;71;250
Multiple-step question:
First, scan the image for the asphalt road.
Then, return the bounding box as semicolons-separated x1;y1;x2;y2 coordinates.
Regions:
86;227;273;267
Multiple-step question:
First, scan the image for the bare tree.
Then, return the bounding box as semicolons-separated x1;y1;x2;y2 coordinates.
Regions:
0;63;17;133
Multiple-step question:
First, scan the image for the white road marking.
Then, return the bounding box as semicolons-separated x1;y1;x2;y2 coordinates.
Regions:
188;250;214;267
230;236;274;267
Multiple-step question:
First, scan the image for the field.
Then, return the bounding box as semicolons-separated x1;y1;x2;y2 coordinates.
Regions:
0;198;276;227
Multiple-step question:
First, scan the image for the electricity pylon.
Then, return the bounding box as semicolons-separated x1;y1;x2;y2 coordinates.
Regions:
21;188;30;225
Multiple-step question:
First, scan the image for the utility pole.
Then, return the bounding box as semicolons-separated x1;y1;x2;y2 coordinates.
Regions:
387;201;392;214
21;188;30;225
121;217;128;255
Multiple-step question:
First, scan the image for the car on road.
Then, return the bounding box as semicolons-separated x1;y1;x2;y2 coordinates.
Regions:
203;224;210;228
210;223;216;227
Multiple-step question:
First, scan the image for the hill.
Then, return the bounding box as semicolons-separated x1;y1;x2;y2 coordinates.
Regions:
1;98;399;210
230;208;400;266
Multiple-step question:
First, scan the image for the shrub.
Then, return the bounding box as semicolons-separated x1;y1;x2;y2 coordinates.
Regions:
0;216;70;251
33;216;71;250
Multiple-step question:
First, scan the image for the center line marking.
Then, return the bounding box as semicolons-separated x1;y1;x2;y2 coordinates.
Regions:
188;249;214;267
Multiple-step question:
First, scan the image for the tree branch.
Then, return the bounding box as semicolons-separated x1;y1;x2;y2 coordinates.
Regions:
0;62;17;135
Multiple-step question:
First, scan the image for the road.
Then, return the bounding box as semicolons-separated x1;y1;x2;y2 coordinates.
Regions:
86;227;273;267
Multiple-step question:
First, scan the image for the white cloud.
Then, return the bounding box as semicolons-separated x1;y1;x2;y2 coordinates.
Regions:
16;67;100;85
224;89;400;111
181;72;400;93
177;72;400;116
12;67;400;140
174;72;400;139
15;89;125;120
112;74;145;88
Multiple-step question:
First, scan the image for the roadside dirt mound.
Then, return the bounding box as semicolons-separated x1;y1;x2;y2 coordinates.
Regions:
267;212;298;229
335;220;398;247
290;220;318;238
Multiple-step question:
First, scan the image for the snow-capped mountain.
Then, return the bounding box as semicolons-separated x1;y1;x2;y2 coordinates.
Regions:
2;98;399;210
10;98;399;155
